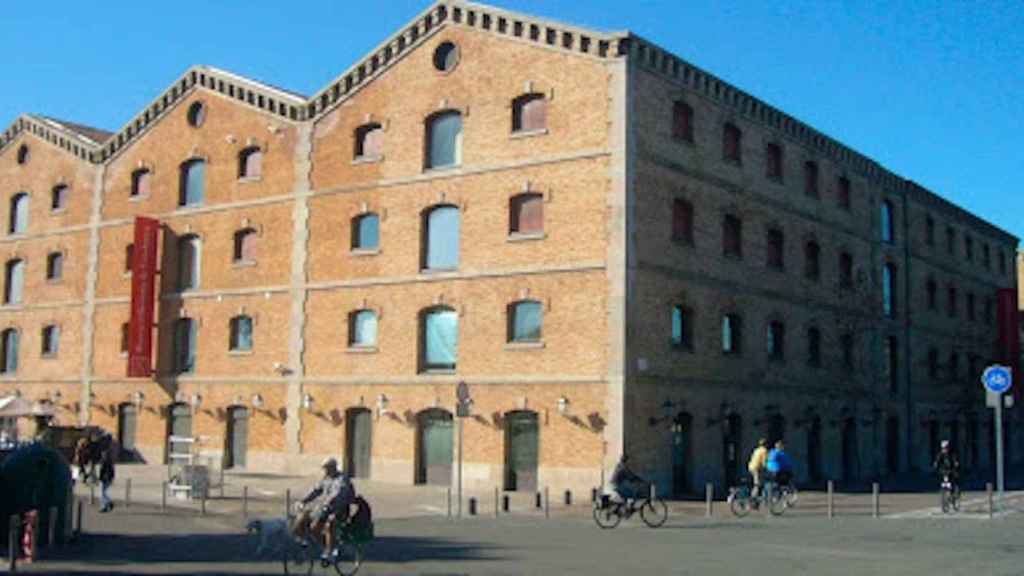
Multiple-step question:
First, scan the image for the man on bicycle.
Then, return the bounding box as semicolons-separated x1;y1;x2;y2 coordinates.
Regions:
291;457;355;562
765;440;793;501
610;454;645;503
933;440;960;497
747;438;769;506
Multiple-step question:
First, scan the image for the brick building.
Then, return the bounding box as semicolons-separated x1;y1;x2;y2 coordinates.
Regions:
0;1;1018;496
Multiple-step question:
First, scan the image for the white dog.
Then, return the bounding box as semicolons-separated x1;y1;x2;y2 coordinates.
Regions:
246;518;290;556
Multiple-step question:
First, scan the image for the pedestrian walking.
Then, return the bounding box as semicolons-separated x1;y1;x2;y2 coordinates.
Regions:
99;447;116;512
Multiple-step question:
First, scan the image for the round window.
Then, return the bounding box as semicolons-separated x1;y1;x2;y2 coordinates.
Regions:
16;144;29;165
186;101;206;128
433;42;460;73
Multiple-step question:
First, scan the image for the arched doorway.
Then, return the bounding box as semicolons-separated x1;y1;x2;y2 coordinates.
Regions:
345;407;373;479
226;406;249;469
841;417;857;482
723;414;742;486
416;408;453;485
806;417;822;483
504;410;539;492
886;416;900;474
117;403;138;463
671;412;693;496
166;403;192;463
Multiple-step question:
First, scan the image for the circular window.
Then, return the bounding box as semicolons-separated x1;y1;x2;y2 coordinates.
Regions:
16;144;29;165
186;101;206;128
433;42;460;73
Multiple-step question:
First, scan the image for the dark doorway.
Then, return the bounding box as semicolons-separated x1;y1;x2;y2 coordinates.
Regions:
967;419;979;468
415;409;453;485
841;418;857;482
345;408;373;479
118;403;139;463
807;417;822;483
504;410;539;492
766;413;785;445
886;416;900;474
671;412;693;496
723;414;742;487
949;420;960;459
928;419;939;462
226;406;249;469
167;403;192;463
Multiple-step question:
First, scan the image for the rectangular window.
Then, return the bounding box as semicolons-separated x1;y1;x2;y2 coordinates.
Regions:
947;286;957;318
882;264;896;317
509;301;543;342
766;321;785;360
41;325;59;356
965;236;974;262
722;314;742;354
672;101;694;142
671;305;692;350
671;199;693;244
928;348;938;379
723;215;742;258
125;244;135;273
765;143;783;180
766;229;784;270
967;293;976;322
723;123;742;163
175;319;197;374
510;195;543;235
120;322;129;354
807;328;821;366
946;227;955;255
804;161;819;197
424;309;458;371
837;177;851;210
230;317;253;352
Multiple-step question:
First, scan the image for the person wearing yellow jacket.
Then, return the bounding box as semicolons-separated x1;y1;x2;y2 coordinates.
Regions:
747;438;769;505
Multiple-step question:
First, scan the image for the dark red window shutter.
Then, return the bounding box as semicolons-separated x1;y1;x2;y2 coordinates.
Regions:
511;194;543;234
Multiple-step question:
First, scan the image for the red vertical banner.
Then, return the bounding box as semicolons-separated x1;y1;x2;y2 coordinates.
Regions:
127;217;161;378
996;288;1021;404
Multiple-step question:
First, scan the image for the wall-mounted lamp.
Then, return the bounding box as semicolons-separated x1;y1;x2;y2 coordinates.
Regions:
190;393;203;408
302;393;314;411
251;394;264;409
273;362;292;376
557;396;570;417
51;390;63;404
377;394;390;418
132;391;145;407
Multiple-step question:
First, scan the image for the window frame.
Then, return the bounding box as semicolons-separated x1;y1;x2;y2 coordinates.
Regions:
0;328;18;374
671;101;694;143
766;228;785;270
40;325;59;357
178;158;206;207
233;228;258;264
722;214;743;259
804;241;820;281
348;309;379;349
722;313;743;355
509;193;544;237
671;304;693;350
421;204;460;272
177;234;201;291
424;110;464;171
51;184;69;212
511;93;548;134
9;193;29;235
837;176;851;210
237;146;263;180
807;327;821;367
722;122;742;164
804;161;819;198
508;300;544;344
765;143;783;181
228;315;254;353
351;213;381;252
881;200;894;244
766;320;786;361
420;306;458;372
130;168;151;199
354;122;385;161
45;252;63;282
174;318;197;374
4;259;24;305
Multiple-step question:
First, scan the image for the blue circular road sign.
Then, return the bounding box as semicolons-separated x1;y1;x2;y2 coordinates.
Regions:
982;365;1013;394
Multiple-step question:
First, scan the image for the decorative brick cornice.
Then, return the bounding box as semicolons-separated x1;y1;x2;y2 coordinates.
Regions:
0;115;103;162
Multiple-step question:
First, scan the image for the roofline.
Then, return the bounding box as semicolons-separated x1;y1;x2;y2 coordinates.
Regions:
0;114;101;162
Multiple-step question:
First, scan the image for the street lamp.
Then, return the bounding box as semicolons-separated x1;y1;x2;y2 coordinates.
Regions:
302;393;314;411
557;396;570;417
251;394;264;409
648;399;675;427
377;394;389;418
132;391;145;408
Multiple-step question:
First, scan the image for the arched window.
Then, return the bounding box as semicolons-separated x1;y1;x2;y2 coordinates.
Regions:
671;198;693;244
51;185;69;211
882;263;896;317
837;176;851;209
4;259;24;304
723;122;742;163
354;123;384;159
233;228;257;263
0;329;18;374
804;241;820;281
881;200;894;243
722;215;742;258
186;101;206;127
508;300;543;343
766;320;785;360
131;168;151;198
349;310;378;348
179;159;206;207
229;315;253;352
9;193;29;235
16;145;29;165
421;306;458;372
177;235;201;291
425;111;463;169
671;304;692;349
41;325;59;356
509;193;543;236
46;252;63;281
672;101;694;142
765;143;783;180
512;93;547;133
804;161;819;197
238;147;262;179
839;252;853;288
807;327;821;366
174;318;197;374
722;313;742;354
766;228;784;270
926;278;937;310
422;205;460;271
351;214;380;251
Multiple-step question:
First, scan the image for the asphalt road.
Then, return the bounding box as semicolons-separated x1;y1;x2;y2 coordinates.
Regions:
15;499;1024;576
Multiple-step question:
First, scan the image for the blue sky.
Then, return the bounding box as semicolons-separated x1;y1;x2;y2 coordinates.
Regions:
2;1;1021;243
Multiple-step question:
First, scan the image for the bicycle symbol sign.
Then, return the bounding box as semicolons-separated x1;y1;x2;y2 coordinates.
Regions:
982;365;1013;394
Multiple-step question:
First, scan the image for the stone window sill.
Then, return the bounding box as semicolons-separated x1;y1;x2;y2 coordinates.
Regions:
672;136;696;147
351;248;381;257
46;278;63;285
50;208;68;215
0;304;23;311
510;128;548;140
228;350;253;357
419;267;458;276
421;369;456;375
505;341;545;351
352;155;384;166
237;176;262;184
423;164;461;175
41;353;58;360
346;346;378;354
507;232;545;243
232;259;257;269
128;195;149;203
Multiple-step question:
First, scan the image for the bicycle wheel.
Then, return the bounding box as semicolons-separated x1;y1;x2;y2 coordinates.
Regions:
951;488;961;513
729;489;752;518
593;503;623;529
784;484;798;508
940;489;951;514
330;541;364;576
640;498;668;528
282;539;314;576
768;489;787;516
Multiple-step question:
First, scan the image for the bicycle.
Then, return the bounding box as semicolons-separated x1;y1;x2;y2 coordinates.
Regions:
592;484;668;529
777;479;798;508
283;504;371;575
939;474;960;514
727;477;787;517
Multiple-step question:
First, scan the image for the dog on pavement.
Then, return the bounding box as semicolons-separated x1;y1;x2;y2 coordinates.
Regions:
246;518;290;556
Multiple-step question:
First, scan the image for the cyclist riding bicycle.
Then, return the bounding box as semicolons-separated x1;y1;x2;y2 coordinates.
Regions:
765;440;793;500
610;454;645;503
291;457;355;562
932;440;960;496
747;438;769;505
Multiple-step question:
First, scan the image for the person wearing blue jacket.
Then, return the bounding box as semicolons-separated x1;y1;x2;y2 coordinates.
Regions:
765;440;793;499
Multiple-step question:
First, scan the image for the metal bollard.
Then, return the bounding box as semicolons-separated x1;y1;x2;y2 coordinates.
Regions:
468;497;478;516
494;488;499;518
705;483;713;518
285;489;291;519
447;487;452;518
565;490;572;506
75;500;83;536
650;484;656;500
987;483;994;519
89;484;95;506
544;487;550;519
9;514;18;572
30;512;38;562
535;492;542;509
125;479;132;509
827;481;834;519
872;483;880;518
591;487;599;503
201;491;207;516
502;494;510;512
242;486;249;519
161;481;167;511
48;506;57;548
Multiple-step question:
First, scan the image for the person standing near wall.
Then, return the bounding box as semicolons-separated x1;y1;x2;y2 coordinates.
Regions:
99;448;115;513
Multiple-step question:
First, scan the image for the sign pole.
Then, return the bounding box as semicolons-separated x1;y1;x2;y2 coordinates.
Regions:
982;365;1012;511
457;415;463;519
996;394;1004;506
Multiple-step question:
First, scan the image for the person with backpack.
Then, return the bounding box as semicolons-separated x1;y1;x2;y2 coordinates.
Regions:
99;448;116;512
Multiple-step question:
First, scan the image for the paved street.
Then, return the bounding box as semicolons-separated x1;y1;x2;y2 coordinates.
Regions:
14;487;1024;575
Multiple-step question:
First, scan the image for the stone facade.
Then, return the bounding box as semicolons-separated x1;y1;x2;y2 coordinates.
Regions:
0;1;1018;497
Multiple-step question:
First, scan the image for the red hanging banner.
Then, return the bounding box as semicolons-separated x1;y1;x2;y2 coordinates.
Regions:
996;288;1021;403
127;217;161;378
